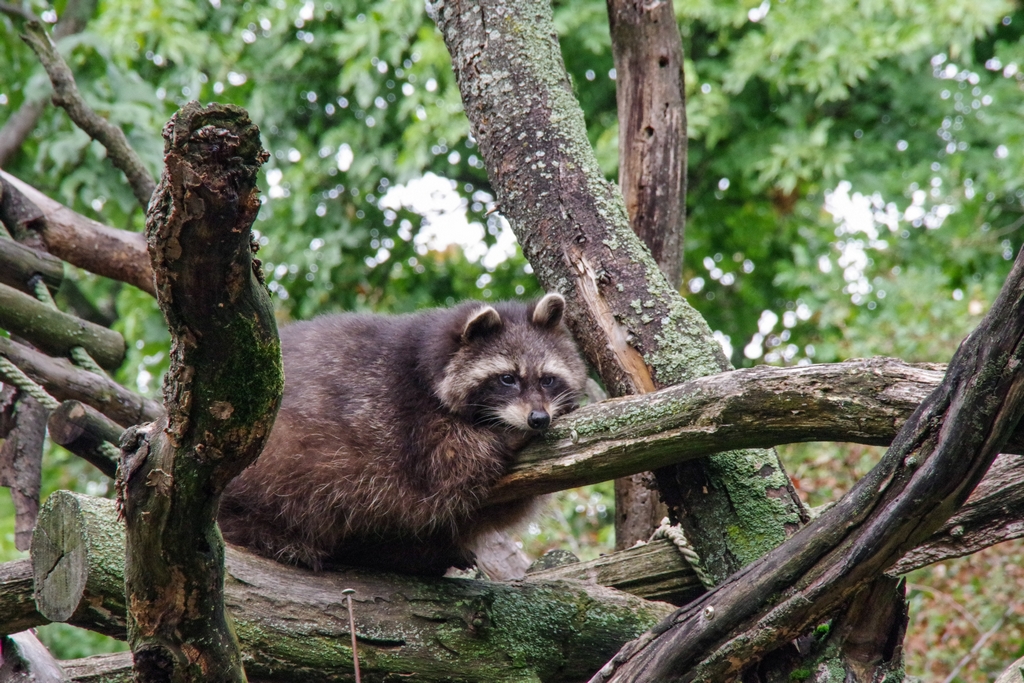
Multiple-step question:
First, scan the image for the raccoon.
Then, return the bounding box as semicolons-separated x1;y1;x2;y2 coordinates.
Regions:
218;293;586;575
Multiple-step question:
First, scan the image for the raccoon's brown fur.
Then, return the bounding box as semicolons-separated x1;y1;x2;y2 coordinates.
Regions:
218;293;586;575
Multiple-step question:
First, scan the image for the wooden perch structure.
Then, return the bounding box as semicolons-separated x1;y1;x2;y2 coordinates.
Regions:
4;444;1023;681
0;171;156;295
119;101;282;683
0;280;125;369
25;492;672;683
0;335;161;427
593;239;1024;682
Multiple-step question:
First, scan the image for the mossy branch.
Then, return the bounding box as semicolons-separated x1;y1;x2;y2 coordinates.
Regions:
120;102;281;683
27;491;672;683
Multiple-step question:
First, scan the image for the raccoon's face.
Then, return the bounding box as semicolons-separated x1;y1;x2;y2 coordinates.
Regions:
436;293;586;432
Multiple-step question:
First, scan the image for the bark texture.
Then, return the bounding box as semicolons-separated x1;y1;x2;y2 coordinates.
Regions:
607;0;687;549
0;171;156;296
26;492;673;683
0;280;125;370
0;390;47;550
120;102;281;683
47;400;122;477
430;0;804;585
0;335;162;428
0;236;64;295
593;245;1024;682
491;358;962;501
608;0;686;290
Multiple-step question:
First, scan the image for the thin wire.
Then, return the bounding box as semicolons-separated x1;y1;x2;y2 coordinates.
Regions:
343;589;361;683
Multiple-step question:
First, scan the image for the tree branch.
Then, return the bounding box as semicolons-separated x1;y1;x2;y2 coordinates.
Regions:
607;0;687;550
0;335;161;427
431;0;805;585
120;102;280;683
0;1;37;22
0;280;125;370
0;0;97;167
492;358;969;501
594;245;1024;682
608;0;686;290
19;21;156;209
0;235;64;295
26;491;673;683
0;171;155;295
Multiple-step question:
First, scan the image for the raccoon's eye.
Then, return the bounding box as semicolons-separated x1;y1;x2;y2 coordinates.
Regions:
540;375;555;388
499;374;517;387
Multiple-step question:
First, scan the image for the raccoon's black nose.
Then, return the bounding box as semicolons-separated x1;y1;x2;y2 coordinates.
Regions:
527;410;550;430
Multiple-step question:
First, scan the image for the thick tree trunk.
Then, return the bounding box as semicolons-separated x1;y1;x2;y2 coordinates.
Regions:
430;0;805;589
120;102;282;683
607;0;688;550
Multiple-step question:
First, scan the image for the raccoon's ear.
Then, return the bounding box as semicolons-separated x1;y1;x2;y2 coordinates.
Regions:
532;293;565;329
462;306;503;343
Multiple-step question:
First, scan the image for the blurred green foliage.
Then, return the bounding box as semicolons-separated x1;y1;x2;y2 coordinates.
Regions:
2;0;1024;673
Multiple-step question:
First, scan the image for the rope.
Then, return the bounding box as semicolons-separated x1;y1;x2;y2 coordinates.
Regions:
31;277;109;378
0;356;60;411
97;440;121;462
69;345;108;376
650;517;717;590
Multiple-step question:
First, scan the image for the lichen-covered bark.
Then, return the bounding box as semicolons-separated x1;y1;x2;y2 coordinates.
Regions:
430;0;804;584
121;102;281;683
492;358;957;502
28;493;673;683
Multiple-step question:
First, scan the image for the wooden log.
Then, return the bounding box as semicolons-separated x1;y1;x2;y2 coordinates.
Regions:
29;491;674;682
61;652;132;683
0;335;161;427
0;171;155;296
529;538;704;606
31;491;127;639
0;236;63;294
47;400;121;477
0;281;125;369
0;559;45;634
